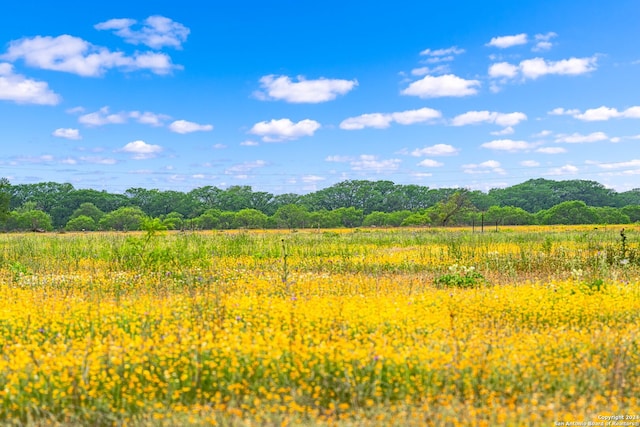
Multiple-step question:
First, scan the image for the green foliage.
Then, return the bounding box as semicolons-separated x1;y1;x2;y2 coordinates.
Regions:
234;208;268;229
70;202;104;223
434;264;487;289
65;215;97;231
537;200;599;225
98;207;147;231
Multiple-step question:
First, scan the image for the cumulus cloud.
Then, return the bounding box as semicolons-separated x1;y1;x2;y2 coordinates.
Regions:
536;147;567;154
520;57;597;79
491;126;515;136
0;62;60;105
451;110;527;127
487;33;528;48
481;139;534;152
546;164;579;176
340;107;441;130
249;118;320;142
419;46;465;63
417;159;444;167
240;140;259;146
550;105;640;121
594;160;640;170
95;15;190;49
410;144;460;157
340;113;394;130
488;62;519;78
410;65;450;76
78;107;170;127
169;119;213;134
401;74;480;98
325;155;352;163
489;56;597;86
533;32;558;52
52;128;81;140
120;140;163;159
463;160;506;174
555;132;609;143
302;175;326;183
3;35;178;76
255;75;357;103
225;160;267;177
350;155;401;173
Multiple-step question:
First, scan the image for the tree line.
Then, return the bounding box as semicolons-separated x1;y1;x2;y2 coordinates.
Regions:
0;177;639;232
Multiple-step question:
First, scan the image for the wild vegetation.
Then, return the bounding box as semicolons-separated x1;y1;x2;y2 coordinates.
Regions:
1;178;640;232
0;225;639;426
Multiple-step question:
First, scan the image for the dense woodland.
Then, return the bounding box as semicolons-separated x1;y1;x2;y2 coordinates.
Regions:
0;177;639;231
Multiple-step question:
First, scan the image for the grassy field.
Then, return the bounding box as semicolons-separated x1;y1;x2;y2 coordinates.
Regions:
0;225;639;426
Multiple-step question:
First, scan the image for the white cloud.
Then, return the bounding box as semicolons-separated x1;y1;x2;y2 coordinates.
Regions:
325;155;352;163
225;160;267;175
78;107;170;127
487;33;528;48
52;128;81;140
595;160;640;170
411;144;460;157
551;105;640;121
555;132;609;143
481;139;533;152
350;155;401;173
249;118;320;142
120;140;163;159
536;147;567;154
417;159;443;167
255;75;357;103
0;62;60;105
213;144;227;149
240;140;259;146
340;113;393;130
340;108;441;130
521;160;540;167
451;110;527;127
169;119;213;134
302;175;326;183
3;35;178;77
79;107;129;126
533;130;553;137
520;57;597;79
490;56;597;85
488;62;519;78
402;74;480;98
463;160;506;174
491;126;514;136
419;46;465;63
420;46;465;57
533;32;557;52
391;108;442;125
78;156;117;165
95;15;190;49
130;111;170;126
411;65;449;76
546;164;579;175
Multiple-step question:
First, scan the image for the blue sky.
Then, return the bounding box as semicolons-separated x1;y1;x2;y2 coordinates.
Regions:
1;1;640;194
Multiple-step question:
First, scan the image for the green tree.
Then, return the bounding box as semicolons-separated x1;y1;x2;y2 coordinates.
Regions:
99;207;147;231
537;201;599;225
70;202;105;223
272;204;310;229
65;215;97;231
234;208;268;229
591;207;630;224
0;178;10;225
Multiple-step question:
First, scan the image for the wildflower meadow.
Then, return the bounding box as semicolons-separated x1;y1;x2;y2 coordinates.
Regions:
0;225;639;426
